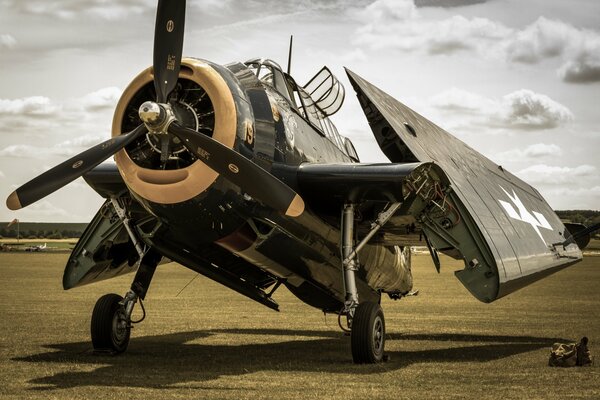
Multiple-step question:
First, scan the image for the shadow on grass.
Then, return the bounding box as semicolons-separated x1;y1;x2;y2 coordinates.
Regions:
14;329;565;390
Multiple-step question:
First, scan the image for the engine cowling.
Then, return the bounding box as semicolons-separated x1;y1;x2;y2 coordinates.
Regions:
112;58;242;205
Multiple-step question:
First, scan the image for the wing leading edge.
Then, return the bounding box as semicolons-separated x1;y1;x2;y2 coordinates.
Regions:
344;68;582;302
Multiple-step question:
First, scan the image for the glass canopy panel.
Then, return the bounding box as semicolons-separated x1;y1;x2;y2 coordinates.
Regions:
303;66;345;116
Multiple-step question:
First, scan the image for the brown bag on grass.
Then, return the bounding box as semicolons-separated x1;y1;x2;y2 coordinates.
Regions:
548;337;592;367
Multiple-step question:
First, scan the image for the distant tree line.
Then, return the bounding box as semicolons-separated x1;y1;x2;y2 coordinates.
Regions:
0;228;83;239
555;210;600;226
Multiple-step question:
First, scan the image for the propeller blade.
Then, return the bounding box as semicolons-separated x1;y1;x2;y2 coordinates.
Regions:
168;122;304;217
6;125;147;210
153;0;186;103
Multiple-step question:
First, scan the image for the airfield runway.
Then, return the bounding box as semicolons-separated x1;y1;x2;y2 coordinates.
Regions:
0;250;598;399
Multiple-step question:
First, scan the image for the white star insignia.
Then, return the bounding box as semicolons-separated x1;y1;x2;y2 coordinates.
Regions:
498;187;553;244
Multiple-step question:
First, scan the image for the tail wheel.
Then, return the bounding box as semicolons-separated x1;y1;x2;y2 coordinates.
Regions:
91;293;130;354
351;302;385;363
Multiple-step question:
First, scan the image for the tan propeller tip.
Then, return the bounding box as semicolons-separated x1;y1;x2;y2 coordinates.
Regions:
6;191;22;210
285;194;305;218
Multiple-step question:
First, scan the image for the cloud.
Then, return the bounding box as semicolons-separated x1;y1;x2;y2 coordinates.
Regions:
502;90;573;130
17;199;73;219
354;3;509;56
0;132;108;158
505;18;574;64
545;186;600;199
0;87;120;131
352;3;600;83
558;53;600;83
0;96;58;115
6;0;155;20
429;87;573;131
80;87;122;111
0;145;38;158
0;34;17;49
415;0;489;7
517;164;596;185
495;143;563;163
505;18;600;84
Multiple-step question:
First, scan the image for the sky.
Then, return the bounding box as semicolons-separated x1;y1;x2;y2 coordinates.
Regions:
1;0;599;222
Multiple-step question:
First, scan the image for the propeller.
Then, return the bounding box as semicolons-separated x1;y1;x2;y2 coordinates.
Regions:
6;0;305;218
136;101;304;217
168;122;304;217
153;0;185;103
6;125;147;210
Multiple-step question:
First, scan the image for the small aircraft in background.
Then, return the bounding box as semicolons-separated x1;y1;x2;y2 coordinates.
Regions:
24;243;47;252
6;0;598;363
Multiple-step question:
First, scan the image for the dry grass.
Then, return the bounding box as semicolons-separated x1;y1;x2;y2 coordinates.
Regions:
0;252;598;399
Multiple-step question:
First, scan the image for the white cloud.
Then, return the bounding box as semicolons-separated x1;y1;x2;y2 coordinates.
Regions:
0;87;120;131
352;3;600;83
354;5;509;56
502;90;573;130
505;17;574;64
0;133;108;158
543;185;600;210
415;0;489;7
16;199;73;219
506;18;600;84
430;87;496;113
7;0;155;20
358;0;418;23
495;143;563;163
0;96;58;115
517;164;596;185
429;88;573;131
80;87;122;111
558;52;600;83
545;186;600;199
0;34;17;49
0;144;38;158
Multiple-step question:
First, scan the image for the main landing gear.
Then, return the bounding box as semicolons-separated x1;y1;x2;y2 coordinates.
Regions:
91;249;161;354
340;202;400;363
91;198;161;354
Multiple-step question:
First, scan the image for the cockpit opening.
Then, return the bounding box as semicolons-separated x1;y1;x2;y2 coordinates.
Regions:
245;58;357;161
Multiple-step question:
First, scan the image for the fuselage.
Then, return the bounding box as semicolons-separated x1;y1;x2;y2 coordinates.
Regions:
106;57;410;311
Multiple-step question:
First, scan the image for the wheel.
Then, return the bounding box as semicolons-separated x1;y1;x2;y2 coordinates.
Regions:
91;293;130;353
351;302;385;363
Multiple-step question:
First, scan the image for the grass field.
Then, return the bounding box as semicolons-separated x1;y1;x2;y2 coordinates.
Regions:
0;252;598;399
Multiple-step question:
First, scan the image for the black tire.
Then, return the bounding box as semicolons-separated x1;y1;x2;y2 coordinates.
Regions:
91;293;130;354
351;302;385;363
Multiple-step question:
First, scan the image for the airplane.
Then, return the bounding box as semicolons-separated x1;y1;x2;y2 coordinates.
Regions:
24;243;47;252
6;0;598;363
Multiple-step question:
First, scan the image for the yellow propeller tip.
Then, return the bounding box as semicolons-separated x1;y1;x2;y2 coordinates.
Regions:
285;194;305;218
6;192;22;210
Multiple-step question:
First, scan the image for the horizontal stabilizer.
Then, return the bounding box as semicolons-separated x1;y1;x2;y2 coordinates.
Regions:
564;222;600;250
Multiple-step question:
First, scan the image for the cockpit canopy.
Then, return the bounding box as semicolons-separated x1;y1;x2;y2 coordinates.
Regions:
303;66;345;116
244;58;357;161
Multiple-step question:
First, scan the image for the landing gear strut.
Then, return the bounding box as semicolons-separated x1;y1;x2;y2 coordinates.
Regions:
91;198;162;354
340;203;396;364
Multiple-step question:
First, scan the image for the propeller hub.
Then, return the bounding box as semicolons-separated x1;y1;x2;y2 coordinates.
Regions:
138;101;176;134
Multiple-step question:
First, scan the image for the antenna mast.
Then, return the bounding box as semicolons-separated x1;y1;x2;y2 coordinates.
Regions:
287;35;293;74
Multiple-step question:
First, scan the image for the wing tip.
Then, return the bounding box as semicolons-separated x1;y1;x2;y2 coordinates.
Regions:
6;191;22;210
